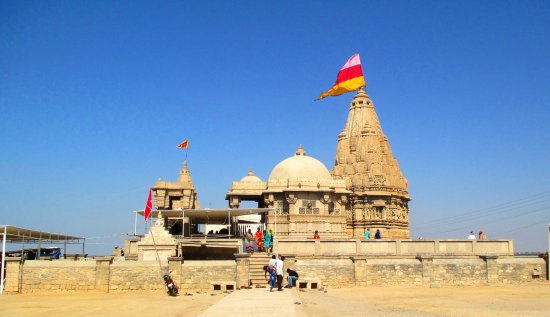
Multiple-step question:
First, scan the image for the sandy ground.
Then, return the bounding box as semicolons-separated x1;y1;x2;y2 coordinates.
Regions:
0;292;226;317
297;284;550;317
1;284;549;317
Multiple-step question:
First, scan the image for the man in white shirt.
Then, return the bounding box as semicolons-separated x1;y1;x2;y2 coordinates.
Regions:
269;254;277;268
276;255;285;291
467;231;476;239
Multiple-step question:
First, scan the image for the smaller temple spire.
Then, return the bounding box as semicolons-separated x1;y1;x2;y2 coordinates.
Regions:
177;161;192;184
295;144;307;156
248;168;255;176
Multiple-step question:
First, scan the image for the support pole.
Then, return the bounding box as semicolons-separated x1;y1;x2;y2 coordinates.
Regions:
19;237;24;293
274;208;277;255
183;210;185;237
548;222;550;281
1;226;7;294
134;211;138;236
228;210;231;239
38;233;42;260
82;238;86;255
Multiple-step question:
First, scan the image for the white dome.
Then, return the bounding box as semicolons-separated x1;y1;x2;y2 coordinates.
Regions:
268;146;331;181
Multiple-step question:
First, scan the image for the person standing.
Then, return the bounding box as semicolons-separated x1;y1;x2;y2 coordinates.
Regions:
264;229;272;255
270;229;275;254
364;228;371;240
313;230;320;239
255;227;263;252
243;229;254;254
286;268;299;288
479;230;487;240
276;255;285;291
375;229;382;239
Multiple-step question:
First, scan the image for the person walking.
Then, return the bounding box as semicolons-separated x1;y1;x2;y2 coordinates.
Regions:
276;255;284;291
364;228;371;240
313;230;320;239
263;229;272;255
264;264;277;292
375;229;382;239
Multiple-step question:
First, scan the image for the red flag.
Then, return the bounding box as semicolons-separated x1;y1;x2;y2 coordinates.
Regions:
144;189;152;221
176;139;189;149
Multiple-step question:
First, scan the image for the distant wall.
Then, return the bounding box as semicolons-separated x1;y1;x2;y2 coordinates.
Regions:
278;239;514;257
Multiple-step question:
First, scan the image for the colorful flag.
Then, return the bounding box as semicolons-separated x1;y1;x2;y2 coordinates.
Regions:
144;189;152;221
317;54;366;100
176;139;189;149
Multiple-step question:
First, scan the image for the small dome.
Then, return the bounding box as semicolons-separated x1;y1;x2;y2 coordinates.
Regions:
240;169;263;182
268;145;331;181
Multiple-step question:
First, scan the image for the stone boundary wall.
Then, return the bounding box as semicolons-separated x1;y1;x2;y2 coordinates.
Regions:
3;254;546;294
3;257;238;294
278;239;514;257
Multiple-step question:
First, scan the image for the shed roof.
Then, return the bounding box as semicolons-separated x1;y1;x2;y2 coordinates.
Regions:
0;225;84;243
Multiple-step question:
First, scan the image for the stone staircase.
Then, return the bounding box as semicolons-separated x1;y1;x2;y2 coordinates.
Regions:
249;253;271;286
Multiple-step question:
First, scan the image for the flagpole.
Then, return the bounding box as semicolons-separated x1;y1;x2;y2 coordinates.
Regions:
149;213;164;276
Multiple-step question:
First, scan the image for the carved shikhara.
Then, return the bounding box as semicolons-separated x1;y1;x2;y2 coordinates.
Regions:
331;89;411;238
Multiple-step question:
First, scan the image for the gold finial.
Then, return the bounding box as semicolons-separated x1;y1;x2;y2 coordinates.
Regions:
295;144;307;156
248;168;255;176
354;87;368;99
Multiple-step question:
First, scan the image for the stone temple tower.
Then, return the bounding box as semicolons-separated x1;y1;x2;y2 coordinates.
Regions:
331;88;411;238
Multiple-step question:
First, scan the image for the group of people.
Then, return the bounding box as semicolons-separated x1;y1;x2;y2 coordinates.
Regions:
264;254;299;292
242;227;274;254
363;228;382;240
468;230;487;240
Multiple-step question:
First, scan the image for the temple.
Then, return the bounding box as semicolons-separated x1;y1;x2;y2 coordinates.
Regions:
226;88;411;239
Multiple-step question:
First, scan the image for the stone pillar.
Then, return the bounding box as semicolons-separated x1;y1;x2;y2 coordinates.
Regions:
482;255;499;284
168;257;184;286
95;256;113;293
416;255;434;286
4;258;22;293
539;253;548;281
235;254;251;288
352;256;368;286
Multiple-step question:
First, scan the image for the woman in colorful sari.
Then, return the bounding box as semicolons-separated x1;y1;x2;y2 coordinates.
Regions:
243;229;254;254
263;229;272;256
255;227;263;252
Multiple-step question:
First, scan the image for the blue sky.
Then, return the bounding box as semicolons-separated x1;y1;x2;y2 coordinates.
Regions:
1;1;549;254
